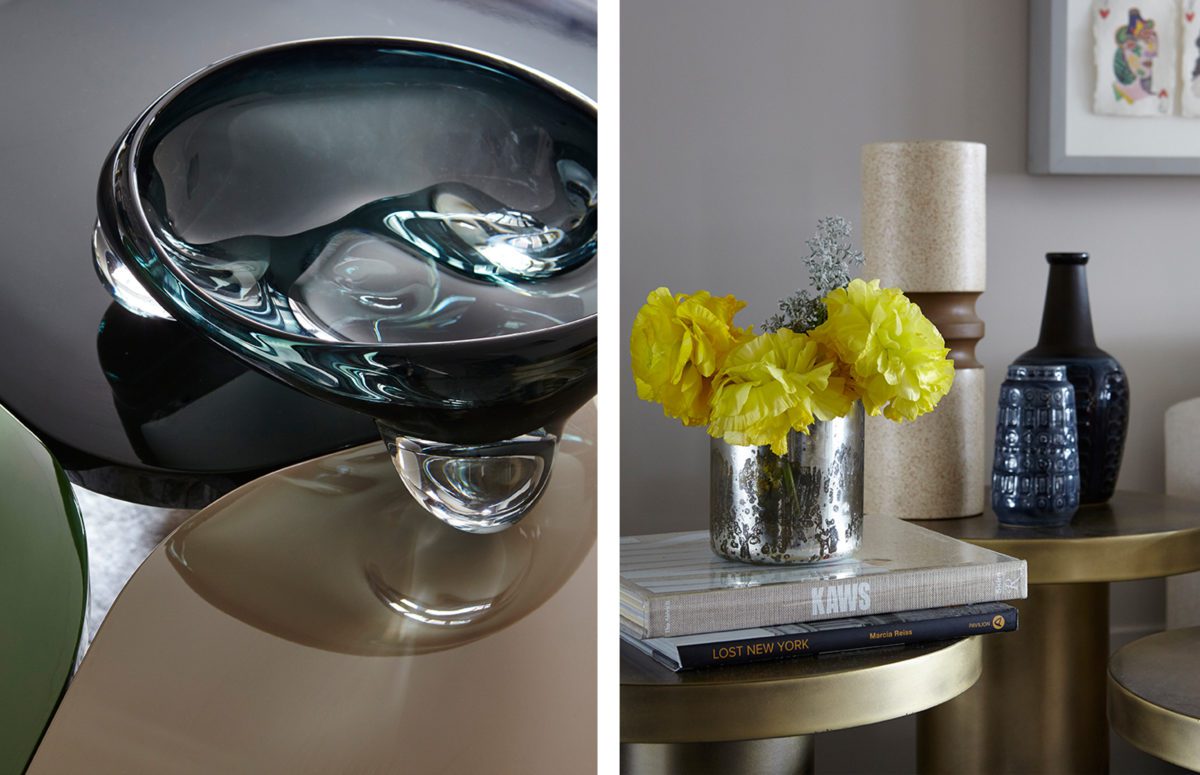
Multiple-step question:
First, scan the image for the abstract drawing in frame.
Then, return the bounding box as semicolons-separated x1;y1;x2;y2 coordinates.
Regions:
1092;0;1176;117
1029;0;1200;175
1182;0;1200;117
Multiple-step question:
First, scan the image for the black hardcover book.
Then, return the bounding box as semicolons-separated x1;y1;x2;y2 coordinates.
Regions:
621;602;1018;671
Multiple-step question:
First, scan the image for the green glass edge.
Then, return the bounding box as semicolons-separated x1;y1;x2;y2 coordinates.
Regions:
33;447;88;773
0;404;88;774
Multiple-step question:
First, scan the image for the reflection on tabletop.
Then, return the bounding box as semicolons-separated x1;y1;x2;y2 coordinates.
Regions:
166;402;596;655
30;402;596;773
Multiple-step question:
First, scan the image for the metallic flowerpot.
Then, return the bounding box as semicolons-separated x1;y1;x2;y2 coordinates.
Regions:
991;364;1080;527
709;404;864;564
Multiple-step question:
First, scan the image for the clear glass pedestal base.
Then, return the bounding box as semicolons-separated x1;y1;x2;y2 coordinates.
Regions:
380;423;560;534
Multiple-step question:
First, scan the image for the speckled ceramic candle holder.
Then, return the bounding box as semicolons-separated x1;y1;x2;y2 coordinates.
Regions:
861;141;986;520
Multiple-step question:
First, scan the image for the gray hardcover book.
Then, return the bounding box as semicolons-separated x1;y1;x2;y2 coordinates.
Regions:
620;515;1027;638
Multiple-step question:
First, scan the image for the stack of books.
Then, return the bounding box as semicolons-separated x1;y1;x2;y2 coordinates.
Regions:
620;515;1028;671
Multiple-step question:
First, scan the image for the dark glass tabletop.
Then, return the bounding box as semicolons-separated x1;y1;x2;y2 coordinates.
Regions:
0;0;596;507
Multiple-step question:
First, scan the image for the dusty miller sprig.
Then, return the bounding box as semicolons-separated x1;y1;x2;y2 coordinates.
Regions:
762;216;864;334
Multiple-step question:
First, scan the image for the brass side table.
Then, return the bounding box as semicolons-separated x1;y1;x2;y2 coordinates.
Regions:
621;636;982;775
1108;627;1200;771
915;491;1200;774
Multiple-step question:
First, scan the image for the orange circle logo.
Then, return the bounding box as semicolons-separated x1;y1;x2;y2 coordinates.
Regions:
992;615;1006;630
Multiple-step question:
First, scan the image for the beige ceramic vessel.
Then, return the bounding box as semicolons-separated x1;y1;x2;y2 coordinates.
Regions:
861;140;986;520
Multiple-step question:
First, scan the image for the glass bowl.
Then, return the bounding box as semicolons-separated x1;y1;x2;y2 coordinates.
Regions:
94;38;596;533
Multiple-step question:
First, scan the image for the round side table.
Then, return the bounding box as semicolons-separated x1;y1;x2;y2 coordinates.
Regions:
28;405;597;774
621;636;982;775
914;491;1200;774
1108;627;1200;771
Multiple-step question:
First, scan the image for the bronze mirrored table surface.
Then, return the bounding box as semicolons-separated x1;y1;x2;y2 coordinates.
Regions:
29;403;596;773
1108;627;1200;772
621;636;982;775
0;0;595;508
914;492;1200;775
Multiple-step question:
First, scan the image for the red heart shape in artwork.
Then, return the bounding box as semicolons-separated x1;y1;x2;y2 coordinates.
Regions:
1160;89;1169;98
1100;7;1110;17
1188;11;1196;21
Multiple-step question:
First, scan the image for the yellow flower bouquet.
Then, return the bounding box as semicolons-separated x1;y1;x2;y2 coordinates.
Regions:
631;277;954;453
630;217;955;564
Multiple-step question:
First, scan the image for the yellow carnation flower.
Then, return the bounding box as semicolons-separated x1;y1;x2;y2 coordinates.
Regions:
812;278;955;422
630;287;753;426
707;329;855;454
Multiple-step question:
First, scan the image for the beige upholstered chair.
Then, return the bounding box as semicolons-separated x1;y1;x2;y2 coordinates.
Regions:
1165;397;1200;628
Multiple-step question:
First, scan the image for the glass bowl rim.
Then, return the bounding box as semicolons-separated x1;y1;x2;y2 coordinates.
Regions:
112;35;598;350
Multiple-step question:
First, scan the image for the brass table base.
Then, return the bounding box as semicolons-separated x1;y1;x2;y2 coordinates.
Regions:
621;736;815;775
918;583;1110;774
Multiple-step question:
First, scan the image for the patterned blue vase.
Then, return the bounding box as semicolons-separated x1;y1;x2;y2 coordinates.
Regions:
991;365;1081;527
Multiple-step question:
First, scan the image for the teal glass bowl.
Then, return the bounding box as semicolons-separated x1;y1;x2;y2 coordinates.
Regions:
95;38;597;533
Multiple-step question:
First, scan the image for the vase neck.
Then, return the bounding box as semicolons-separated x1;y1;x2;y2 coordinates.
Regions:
1035;263;1098;352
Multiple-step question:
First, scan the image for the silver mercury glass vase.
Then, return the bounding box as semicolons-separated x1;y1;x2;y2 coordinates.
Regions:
710;403;864;564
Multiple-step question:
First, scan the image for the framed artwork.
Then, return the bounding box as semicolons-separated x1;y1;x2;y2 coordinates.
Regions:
1029;0;1200;174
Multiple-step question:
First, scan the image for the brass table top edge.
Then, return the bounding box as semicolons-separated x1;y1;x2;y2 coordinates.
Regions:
620;634;970;688
621;636;982;743
1108;667;1200;771
961;529;1200;584
934;491;1200;584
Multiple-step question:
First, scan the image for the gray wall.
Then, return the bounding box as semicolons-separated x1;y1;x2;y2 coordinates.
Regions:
621;0;1200;535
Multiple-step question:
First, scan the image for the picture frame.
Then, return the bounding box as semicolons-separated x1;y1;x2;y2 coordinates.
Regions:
1029;0;1200;175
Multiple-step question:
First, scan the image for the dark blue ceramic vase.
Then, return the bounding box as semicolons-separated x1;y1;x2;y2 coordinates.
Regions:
1015;253;1129;504
992;365;1080;526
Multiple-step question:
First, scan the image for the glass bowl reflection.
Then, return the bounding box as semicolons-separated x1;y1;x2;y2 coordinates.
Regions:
165;402;595;656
